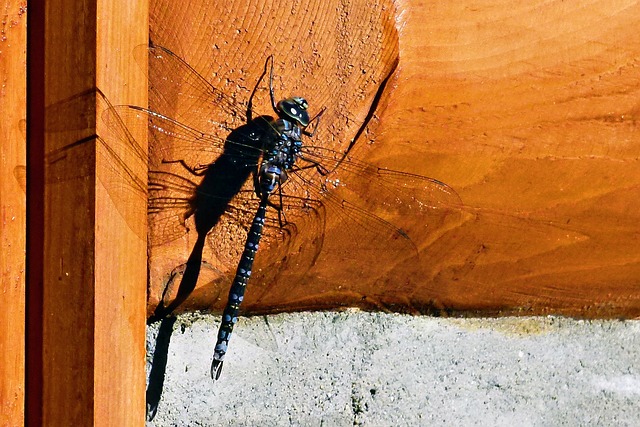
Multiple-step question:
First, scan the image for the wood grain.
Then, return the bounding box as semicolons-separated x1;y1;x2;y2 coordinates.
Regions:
0;1;26;425
147;0;640;319
27;0;148;424
386;0;640;317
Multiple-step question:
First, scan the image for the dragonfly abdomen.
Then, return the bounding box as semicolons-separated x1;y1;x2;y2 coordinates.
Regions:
211;198;268;380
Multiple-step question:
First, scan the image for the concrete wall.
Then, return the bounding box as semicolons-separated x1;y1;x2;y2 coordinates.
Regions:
146;312;639;426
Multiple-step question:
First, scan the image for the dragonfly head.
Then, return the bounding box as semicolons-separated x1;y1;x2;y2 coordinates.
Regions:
276;97;310;126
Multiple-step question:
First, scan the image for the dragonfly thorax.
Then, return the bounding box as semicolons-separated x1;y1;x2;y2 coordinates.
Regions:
256;123;302;198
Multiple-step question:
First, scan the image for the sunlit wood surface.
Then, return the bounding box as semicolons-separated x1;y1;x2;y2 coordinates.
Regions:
25;0;148;424
147;0;640;319
0;1;26;425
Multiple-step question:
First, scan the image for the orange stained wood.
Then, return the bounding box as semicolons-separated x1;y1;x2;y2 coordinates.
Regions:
26;0;148;425
0;1;26;425
146;0;640;320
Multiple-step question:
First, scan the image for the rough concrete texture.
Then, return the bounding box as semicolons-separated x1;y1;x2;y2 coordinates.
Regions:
146;312;639;426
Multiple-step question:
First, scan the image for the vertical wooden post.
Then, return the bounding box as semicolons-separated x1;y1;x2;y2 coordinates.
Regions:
27;0;148;425
1;1;26;425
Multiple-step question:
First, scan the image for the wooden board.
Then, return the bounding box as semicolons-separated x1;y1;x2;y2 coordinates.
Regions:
146;0;640;319
26;0;148;424
0;1;26;425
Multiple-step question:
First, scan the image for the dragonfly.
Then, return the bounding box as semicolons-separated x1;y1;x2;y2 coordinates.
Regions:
106;41;462;381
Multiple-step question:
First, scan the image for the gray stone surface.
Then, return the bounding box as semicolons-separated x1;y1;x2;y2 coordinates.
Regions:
146;312;639;426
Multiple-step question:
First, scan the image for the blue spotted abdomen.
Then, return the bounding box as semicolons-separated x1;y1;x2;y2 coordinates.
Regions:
211;199;268;379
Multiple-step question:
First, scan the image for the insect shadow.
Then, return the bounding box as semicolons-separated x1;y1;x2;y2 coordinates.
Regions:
145;114;274;324
145;316;176;421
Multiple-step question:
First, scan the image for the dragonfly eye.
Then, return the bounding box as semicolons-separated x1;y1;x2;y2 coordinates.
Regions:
277;98;310;126
292;97;308;110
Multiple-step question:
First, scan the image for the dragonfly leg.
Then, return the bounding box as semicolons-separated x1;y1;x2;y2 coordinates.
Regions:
273;185;288;228
247;55;273;122
268;55;278;114
297;155;331;176
303;107;326;137
161;159;208;176
252;170;262;200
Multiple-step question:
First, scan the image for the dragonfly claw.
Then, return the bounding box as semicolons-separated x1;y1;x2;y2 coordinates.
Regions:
211;359;224;381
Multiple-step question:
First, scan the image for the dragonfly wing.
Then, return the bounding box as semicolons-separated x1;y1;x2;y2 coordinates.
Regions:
136;43;247;133
287;148;463;267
